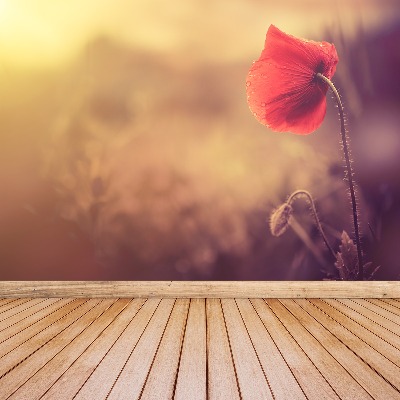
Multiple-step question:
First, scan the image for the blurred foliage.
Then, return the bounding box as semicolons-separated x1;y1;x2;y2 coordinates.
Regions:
0;2;399;279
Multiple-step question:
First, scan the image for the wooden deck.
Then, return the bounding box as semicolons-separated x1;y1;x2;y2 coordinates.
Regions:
0;297;400;399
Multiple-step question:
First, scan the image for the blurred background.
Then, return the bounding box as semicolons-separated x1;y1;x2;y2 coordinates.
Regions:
0;0;399;280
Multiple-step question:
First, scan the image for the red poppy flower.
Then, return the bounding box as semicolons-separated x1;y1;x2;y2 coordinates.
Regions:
246;25;339;134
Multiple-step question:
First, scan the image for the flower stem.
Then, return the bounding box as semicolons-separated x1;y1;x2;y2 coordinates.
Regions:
316;73;363;280
287;190;336;260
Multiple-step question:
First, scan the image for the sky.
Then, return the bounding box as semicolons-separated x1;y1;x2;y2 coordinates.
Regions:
0;0;397;70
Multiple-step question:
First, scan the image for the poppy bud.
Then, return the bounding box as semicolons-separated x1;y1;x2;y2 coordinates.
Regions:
269;203;293;237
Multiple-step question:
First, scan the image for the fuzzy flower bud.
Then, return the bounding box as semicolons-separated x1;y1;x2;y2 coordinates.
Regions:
269;203;293;237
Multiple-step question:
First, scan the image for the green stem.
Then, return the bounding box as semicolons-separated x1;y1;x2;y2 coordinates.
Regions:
287;190;336;261
316;73;363;280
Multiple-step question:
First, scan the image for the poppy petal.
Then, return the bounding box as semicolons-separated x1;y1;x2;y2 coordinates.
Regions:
246;25;339;134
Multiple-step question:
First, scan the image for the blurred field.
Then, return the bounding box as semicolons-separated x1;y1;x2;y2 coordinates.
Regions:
0;0;399;279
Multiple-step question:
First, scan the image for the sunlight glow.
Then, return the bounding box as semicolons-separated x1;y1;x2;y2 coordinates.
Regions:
0;0;110;69
0;0;394;70
0;1;67;68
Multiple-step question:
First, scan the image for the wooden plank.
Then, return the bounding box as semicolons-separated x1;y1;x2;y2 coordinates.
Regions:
72;298;162;399
0;299;111;399
0;299;47;322
0;299;59;331
140;299;190;399
310;299;400;367
283;299;400;398
380;298;400;315
106;299;175;399
235;299;305;399
39;299;146;400
0;299;31;314
269;299;373;400
296;299;400;394
8;299;130;399
0;295;399;399
174;299;207;400
366;299;400;321
338;299;400;337
341;299;400;335
252;299;338;400
206;299;240;400
324;299;400;354
0;299;74;346
10;299;129;400
221;298;274;399
0;299;92;376
0;299;80;365
0;299;20;308
0;281;399;298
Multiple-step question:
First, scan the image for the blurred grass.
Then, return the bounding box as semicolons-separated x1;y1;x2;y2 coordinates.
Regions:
0;1;399;279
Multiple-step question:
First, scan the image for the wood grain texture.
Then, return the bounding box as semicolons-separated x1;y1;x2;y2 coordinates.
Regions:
380;300;400;317
40;298;146;400
325;299;400;351
73;298;161;399
106;299;175;400
9;299;131;399
140;299;190;399
0;299;31;314
206;299;240;400
0;299;85;362
295;299;400;395
366;299;400;322
222;298;274;399
0;281;399;298
253;298;339;400
0;297;399;399
348;299;400;329
174;299;207;400
311;299;400;367
0;299;46;322
235;298;306;399
1;299;108;399
0;298;71;342
264;299;372;400
0;299;20;308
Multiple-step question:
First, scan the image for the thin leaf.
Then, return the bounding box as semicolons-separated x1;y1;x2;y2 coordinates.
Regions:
335;231;358;279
